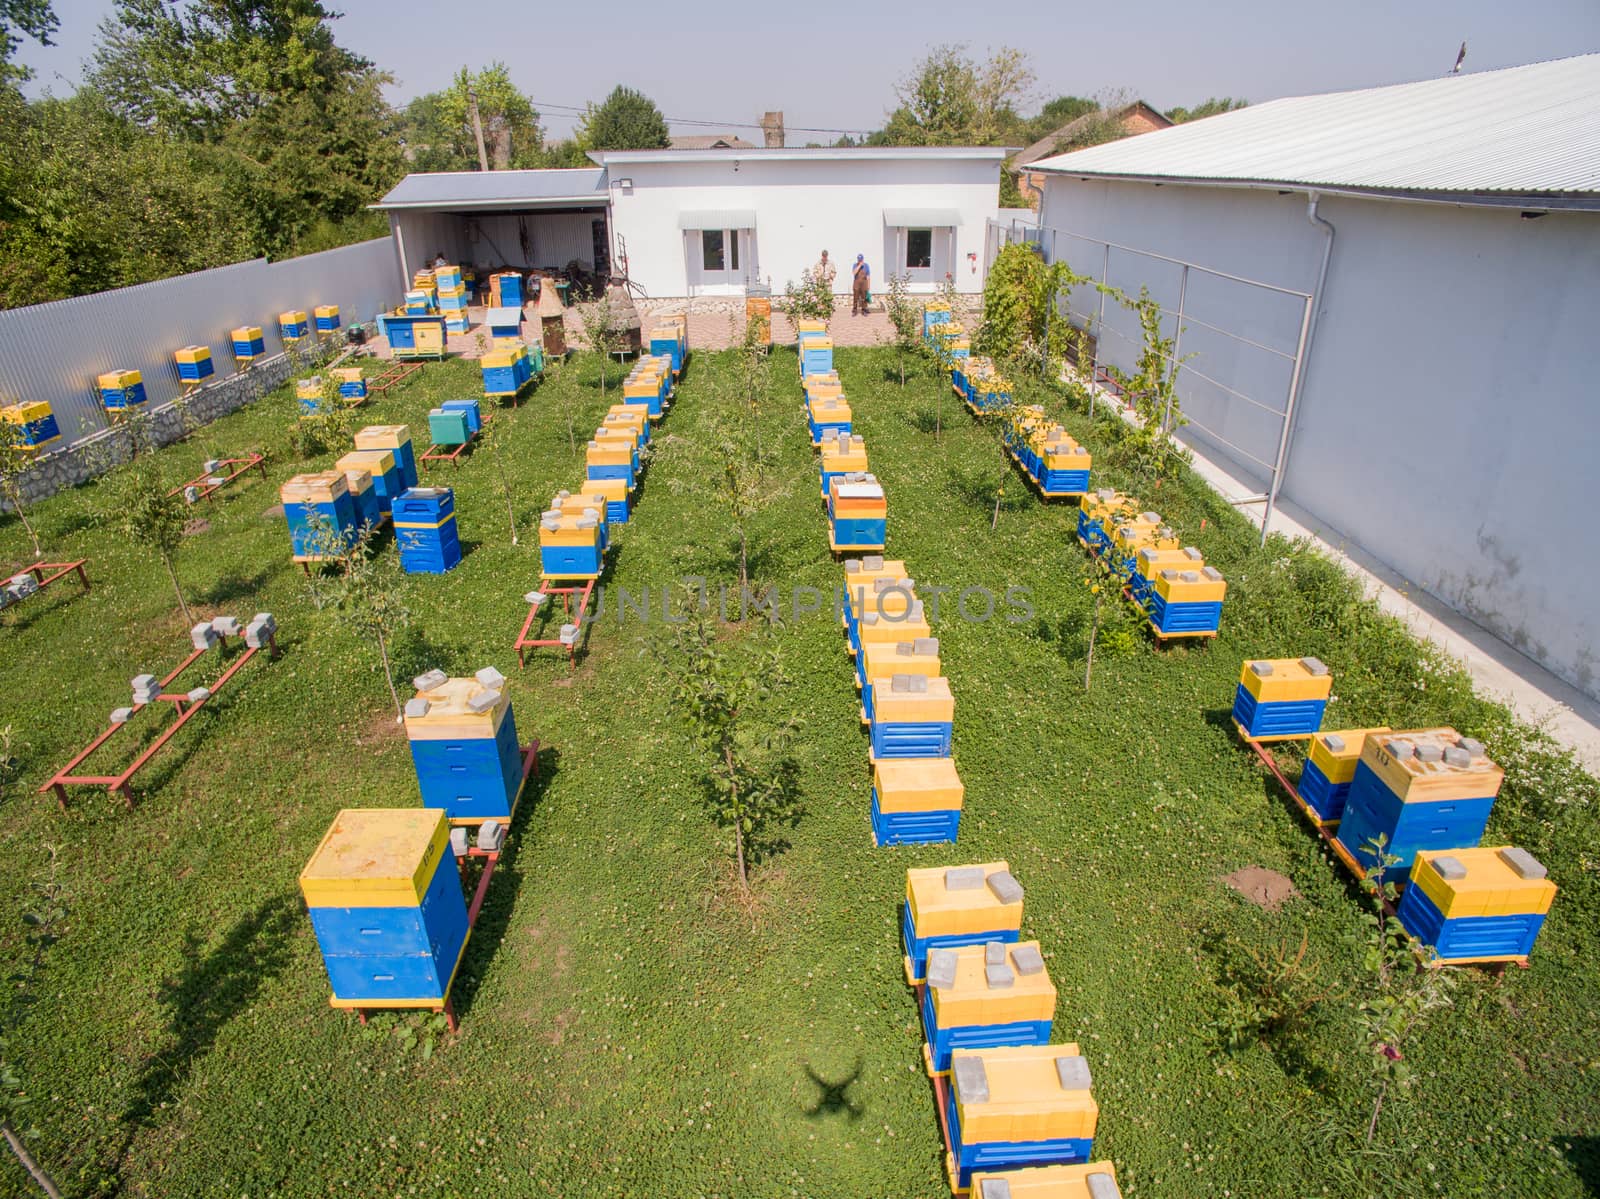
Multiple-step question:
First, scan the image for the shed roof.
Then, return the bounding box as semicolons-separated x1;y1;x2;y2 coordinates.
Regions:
590;146;1011;166
1012;101;1172;169
667;134;758;150
374;167;608;211
1030;54;1600;208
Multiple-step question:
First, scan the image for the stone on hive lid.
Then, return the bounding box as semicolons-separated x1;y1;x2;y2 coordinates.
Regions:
979;1180;1012;1199
863;555;884;570
1011;944;1045;975
1442;746;1472;767
1414;743;1444;763
1203;566;1224;581
945;866;984;891
475;666;506;691
1432;855;1467;881
987;870;1023;905
1499;847;1547;880
413;669;448;692
1087;1173;1122;1199
926;948;958;990
1249;661;1273;676
1457;736;1486;756
985;962;1015;989
913;637;938;655
953;1057;989;1104
404;698;431;719
1056;1054;1092;1091
1323;733;1346;752
1300;656;1329;676
467;689;502;714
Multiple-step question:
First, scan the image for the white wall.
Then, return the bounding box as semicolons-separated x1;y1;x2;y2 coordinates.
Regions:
1039;175;1600;701
607;156;1000;298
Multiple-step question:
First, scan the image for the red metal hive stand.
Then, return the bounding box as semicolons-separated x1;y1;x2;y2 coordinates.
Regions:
40;626;279;809
366;360;422;396
514;579;594;671
420;410;493;469
3;560;90;607
167;454;268;504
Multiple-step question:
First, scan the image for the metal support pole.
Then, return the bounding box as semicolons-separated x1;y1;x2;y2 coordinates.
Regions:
1092;241;1110;419
1163;263;1188;433
1261;294;1316;546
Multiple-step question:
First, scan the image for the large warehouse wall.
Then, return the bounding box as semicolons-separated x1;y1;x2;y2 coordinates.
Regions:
1039;176;1600;700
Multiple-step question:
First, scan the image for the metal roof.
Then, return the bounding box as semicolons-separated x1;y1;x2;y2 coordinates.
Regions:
882;208;963;227
677;210;757;230
1030;54;1600;206
374;168;608;211
591;146;1011;165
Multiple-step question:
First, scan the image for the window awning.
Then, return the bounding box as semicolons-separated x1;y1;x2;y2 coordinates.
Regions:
883;208;963;227
677;210;757;230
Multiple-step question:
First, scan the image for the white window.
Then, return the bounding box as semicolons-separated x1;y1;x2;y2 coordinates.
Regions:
886;225;952;288
905;229;933;270
691;228;753;293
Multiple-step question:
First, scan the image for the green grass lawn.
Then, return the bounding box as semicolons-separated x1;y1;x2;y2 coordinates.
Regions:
0;345;1596;1198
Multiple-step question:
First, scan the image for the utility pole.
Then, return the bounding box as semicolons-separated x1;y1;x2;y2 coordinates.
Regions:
467;83;490;171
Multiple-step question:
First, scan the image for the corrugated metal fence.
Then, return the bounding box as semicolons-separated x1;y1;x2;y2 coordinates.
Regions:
0;237;399;446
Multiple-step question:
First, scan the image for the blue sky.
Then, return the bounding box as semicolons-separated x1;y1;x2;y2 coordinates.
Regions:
21;0;1600;139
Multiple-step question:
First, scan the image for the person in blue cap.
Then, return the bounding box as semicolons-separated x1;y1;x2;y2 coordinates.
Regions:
851;254;871;315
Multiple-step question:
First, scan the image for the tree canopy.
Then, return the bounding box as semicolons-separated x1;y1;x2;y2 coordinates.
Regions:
400;63;545;171
0;0;55;81
579;85;670;151
1167;96;1248;123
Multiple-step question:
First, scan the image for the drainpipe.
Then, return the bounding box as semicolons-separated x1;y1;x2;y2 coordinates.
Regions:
1260;191;1336;544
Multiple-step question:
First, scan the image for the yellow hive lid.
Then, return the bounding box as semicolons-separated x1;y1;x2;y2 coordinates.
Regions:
296;377;324;398
1359;728;1504;803
405;674;512;742
314;304;339;317
906;862;1024;937
299;807;451;909
874;756;963;812
280;309;307;322
551;493;610;522
280;471;348;503
339;466;373;493
341;447;395;476
843;557;907;590
1410;847;1556;919
3;400;51;422
332;367;363;383
1137;545;1203;574
580;476;630;500
1308;727;1391;775
950;1043;1098;1145
233;325;262;339
927;939;1056;1030
98;369;142;388
175;344;211;361
355;424;411;450
796;318;828;333
872;674;954;724
859;625;936;661
968;1162;1121;1198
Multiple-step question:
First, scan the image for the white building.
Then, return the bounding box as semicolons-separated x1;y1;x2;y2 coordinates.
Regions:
373;147;1008;299
1028;54;1600;702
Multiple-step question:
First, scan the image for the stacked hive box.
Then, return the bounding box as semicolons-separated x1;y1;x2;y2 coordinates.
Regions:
965;359;1013;414
232;325;265;362
586;433;637;489
549;489;612;552
1128;545;1200;607
968;1163;1123;1199
356;425;419;490
427;405;471;448
444;398;482;436
1334;728;1501;882
923;304;953;339
404;290;431;316
808;395;852;446
98;369;147;413
649;322;687;377
314;304;340;333
279;309;309;342
1106;513;1177;577
800;335;834;380
1231;657;1332;740
489;271;523;309
411;269;438;308
386;314;447;359
481;344;534;397
1075;490;1134;555
842;555;907;651
828;473;886;552
393;487;461;574
282;471;360;560
404;668;523;824
175;345;215;383
819;431;868;498
624;356;672;419
1398;847;1556;964
336;463;380;532
337;449;398;522
538;507;604;580
333;367;367;404
300;808;469;1009
603;403;649;449
873;750;963;846
903;863;1024;983
1144;564;1227;639
922;940;1055;1074
2;400;60;452
434;265;468;332
945;1045;1098;1191
1003;407;1092;498
485;307;523;344
296;376;326;416
1298;727;1391;824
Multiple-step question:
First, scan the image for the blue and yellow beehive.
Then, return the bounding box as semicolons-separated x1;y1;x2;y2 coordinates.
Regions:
485;307;523;344
1298;727;1391;824
481;345;531;397
586;437;637;488
649;323;686;376
847;574;922;658
442;398;482;437
405;669;523;824
1146;566;1226;639
281;471;360;560
1076;490;1134;554
800;336;834;380
279;309;310;342
828;473;886;553
945;1044;1098;1192
872;755;963;847
904;863;1025;984
404;289;432;316
296;376;326;416
98;369;147;412
591;425;641;476
232;325;265;361
424;404;468;446
1034;432;1092;498
1231;657;1332;741
1398;847;1556;964
624;357;671;416
339;448;401;519
603;404;650;448
860;636;940;727
300;808;469;1008
921;940;1055;1074
870;673;954;761
968;1162;1123;1199
1107;513;1178;577
2;400;60;451
1334;728;1501;882
175;345;215;383
490;271;522;309
337;463;380;532
386;313;448;359
434;264;463;291
356;425;418;490
922;304;953;338
843;555;907;621
819;431;868;498
549;490;611;553
393;486;461;574
808;395;852;446
579;475;632;524
314;304;340;333
333;367;367;404
1128;545;1200;606
538;509;604;579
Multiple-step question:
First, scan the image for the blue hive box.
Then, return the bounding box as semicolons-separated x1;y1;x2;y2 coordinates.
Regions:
869;675;954;760
440;399;482;436
1231;658;1332;740
919;941;1055;1074
282;472;361;559
1396;847;1555;964
394;487;461;575
405;671;524;824
1333;728;1499;882
902;863;1024;983
356;426;418;491
871;758;963;848
299;808;470;1006
944;1045;1097;1191
338;466;382;532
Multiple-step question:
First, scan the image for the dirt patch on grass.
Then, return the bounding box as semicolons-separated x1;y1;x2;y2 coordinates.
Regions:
355;709;406;748
543;1007;577;1046
1223;866;1298;912
183;517;211;537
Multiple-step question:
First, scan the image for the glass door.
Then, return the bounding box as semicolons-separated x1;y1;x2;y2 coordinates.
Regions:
695;229;746;291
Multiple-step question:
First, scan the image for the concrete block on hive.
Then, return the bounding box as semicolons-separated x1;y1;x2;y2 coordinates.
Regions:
1012;944;1045;975
467;689;502;715
1415;743;1444;763
1443;746;1472;767
1433;855;1467;881
953;1056;989;1104
404;698;431;719
1088;1173;1122;1199
475;666;506;691
1459;736;1486;756
946;866;985;891
1056;1055;1092;1091
979;1181;1011;1199
985;963;1015;989
1249;660;1274;676
413;669;448;692
985;941;1006;965
988;870;1023;905
477;820;506;852
863;555;884;570
927;948;959;989
1500;847;1546;879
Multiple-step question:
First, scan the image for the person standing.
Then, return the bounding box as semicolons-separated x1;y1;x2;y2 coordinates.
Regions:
851;254;871;316
813;249;837;292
